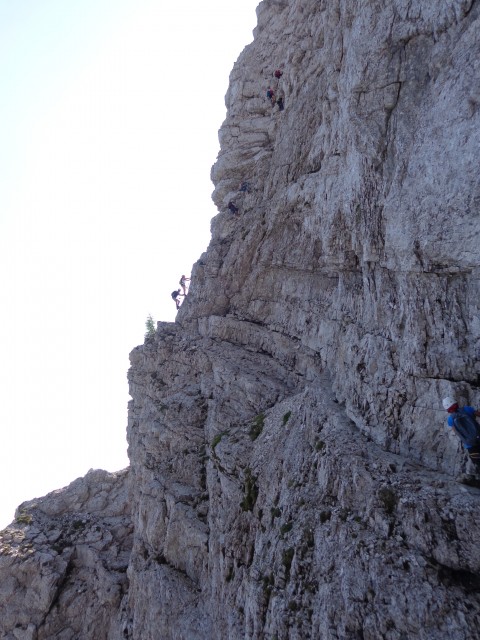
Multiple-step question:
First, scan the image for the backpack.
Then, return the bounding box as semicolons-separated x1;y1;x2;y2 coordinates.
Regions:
453;409;480;448
171;291;178;299
266;89;274;99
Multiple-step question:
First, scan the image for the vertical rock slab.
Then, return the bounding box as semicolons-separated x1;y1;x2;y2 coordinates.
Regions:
123;0;480;637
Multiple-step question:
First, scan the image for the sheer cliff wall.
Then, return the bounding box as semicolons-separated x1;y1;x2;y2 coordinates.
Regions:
1;1;480;639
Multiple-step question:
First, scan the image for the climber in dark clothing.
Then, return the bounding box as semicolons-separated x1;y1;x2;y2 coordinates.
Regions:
228;201;239;215
275;86;285;111
239;181;252;193
171;289;184;310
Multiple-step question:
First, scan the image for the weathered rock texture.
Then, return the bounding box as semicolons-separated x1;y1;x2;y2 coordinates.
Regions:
0;469;132;639
2;0;480;638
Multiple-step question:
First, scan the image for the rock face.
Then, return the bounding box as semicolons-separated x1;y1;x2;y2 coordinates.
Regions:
2;0;480;638
0;469;132;639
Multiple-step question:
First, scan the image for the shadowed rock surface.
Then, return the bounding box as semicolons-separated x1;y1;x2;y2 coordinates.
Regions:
2;0;480;638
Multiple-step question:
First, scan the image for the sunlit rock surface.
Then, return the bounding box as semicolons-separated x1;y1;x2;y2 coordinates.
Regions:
2;0;480;638
0;469;131;639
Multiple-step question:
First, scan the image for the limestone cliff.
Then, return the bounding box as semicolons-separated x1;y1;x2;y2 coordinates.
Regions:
0;470;131;639
2;1;480;638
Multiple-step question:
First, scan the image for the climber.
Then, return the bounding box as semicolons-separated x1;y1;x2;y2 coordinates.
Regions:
228;201;239;215
273;70;283;91
179;275;190;295
276;87;285;111
239;181;252;193
266;87;276;106
171;289;184;310
443;397;480;471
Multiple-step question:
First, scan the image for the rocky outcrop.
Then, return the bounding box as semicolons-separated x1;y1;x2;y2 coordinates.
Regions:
2;0;480;638
0;470;132;640
126;336;480;639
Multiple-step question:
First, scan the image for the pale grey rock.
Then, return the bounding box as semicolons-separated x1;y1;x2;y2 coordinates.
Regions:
0;469;132;640
2;1;480;638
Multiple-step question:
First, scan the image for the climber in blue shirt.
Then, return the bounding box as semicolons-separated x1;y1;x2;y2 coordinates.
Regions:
443;396;480;471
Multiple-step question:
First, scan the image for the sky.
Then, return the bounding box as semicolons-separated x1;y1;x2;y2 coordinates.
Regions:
0;0;259;528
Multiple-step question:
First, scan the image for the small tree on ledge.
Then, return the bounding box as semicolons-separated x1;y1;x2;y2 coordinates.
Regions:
145;314;156;341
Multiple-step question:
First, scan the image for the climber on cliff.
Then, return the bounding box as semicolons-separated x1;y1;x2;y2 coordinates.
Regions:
171;289;184;310
443;396;480;473
273;69;284;91
179;275;190;295
228;201;240;216
276;87;285;111
266;87;276;106
239;181;252;193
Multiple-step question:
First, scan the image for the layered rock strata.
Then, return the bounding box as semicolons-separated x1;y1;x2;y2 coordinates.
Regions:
2;0;480;638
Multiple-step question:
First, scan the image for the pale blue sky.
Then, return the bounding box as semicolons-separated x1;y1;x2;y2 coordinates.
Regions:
0;0;259;527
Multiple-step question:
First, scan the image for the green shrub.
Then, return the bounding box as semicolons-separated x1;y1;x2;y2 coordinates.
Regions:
282;411;292;426
280;521;293;535
271;507;282;520
15;512;32;525
240;468;259;511
378;487;397;515
282;548;294;581
249;413;265;440
144;314;156;340
211;433;224;450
